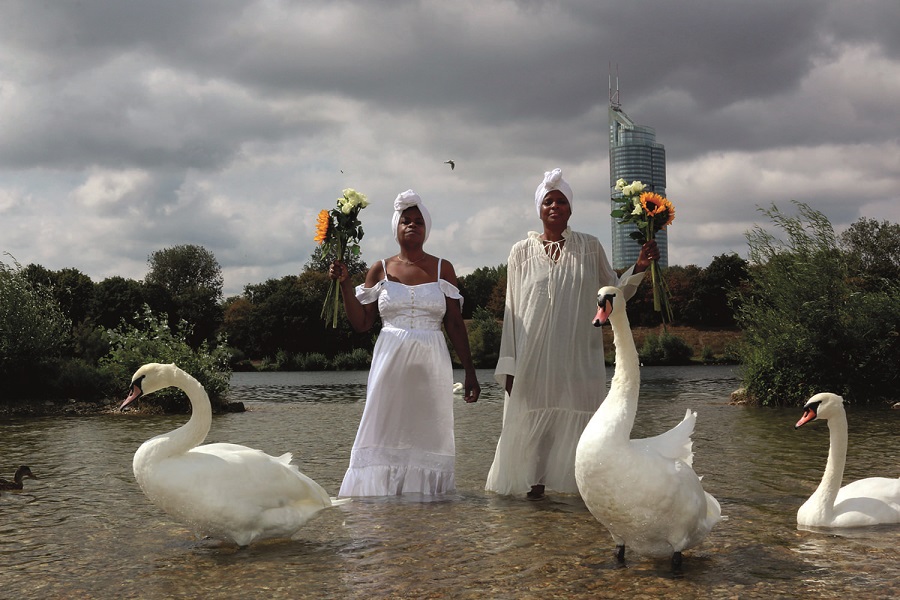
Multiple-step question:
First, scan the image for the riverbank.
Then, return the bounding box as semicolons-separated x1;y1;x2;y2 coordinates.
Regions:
0;398;246;418
2;326;743;418
605;325;743;361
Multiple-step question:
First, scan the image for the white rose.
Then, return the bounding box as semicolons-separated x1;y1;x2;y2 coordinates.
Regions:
624;181;646;196
615;178;627;191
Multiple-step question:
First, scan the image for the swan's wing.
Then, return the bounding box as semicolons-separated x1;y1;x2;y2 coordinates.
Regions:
834;477;900;521
634;408;696;466
182;444;334;507
837;477;900;501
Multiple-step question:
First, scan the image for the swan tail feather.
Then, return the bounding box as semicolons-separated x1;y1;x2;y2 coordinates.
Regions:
639;408;696;465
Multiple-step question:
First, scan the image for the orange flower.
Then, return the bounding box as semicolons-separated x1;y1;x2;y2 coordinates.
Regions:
639;192;667;216
640;192;675;228
314;209;330;243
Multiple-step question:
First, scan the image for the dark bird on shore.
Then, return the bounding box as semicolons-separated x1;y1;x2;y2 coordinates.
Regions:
0;466;37;491
444;160;455;171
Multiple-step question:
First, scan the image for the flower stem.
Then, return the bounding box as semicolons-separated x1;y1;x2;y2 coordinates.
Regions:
332;236;344;329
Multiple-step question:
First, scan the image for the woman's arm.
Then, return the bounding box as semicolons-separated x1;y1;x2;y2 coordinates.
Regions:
440;261;481;403
329;260;380;332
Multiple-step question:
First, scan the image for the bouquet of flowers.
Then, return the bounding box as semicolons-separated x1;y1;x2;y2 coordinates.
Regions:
611;179;675;323
314;188;369;328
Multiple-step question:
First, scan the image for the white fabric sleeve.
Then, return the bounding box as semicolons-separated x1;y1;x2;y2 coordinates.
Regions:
354;279;386;305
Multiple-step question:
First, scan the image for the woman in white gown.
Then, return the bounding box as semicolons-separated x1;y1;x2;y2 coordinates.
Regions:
330;190;480;497
485;168;657;499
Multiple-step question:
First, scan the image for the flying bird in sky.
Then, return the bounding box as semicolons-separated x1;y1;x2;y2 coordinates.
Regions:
444;160;455;171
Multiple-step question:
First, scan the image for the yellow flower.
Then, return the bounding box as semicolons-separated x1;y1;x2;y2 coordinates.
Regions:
314;209;330;244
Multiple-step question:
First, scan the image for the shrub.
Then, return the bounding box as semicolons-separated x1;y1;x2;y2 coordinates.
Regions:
298;352;329;370
638;331;693;365
735;203;900;406
47;358;119;400
331;348;371;371
100;306;231;412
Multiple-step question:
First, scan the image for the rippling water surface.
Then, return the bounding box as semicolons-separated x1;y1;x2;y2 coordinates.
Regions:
2;366;897;599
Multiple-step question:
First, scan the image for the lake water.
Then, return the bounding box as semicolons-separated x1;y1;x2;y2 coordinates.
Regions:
1;366;898;599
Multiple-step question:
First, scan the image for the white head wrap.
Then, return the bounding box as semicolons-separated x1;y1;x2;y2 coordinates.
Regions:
392;189;432;243
534;168;573;217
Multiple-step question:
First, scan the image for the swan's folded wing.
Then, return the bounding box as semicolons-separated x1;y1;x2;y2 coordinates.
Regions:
835;477;900;520
634;408;696;466
189;444;334;508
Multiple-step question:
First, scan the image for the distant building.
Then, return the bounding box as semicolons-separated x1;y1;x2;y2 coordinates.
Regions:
608;100;668;269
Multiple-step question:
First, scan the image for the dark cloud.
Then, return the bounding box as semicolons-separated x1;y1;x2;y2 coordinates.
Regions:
1;0;898;295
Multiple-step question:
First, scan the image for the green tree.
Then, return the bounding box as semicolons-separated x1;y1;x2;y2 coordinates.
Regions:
458;265;505;319
682;253;749;327
0;256;72;397
625;265;701;327
21;264;95;330
89;276;147;329
145;245;224;347
467;307;502;367
305;244;369;276
840;217;900;288
735;203;900;406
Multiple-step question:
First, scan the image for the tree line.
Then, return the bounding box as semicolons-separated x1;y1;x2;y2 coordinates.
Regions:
1;209;898;406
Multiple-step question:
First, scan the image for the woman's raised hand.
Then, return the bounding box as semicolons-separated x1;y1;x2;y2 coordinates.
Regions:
329;260;349;282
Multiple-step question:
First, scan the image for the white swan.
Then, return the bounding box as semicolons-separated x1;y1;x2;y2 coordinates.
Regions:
575;286;723;573
121;363;349;546
794;392;900;528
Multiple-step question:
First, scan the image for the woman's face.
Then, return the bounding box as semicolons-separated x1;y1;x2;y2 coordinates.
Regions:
398;206;427;243
540;190;572;228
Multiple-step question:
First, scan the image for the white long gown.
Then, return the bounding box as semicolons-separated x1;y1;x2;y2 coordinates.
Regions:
485;229;644;495
339;259;462;497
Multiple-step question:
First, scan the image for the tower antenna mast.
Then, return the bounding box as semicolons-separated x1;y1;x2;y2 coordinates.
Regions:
608;62;621;109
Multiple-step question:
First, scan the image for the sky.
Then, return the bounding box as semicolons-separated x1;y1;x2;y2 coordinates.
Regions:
1;0;898;297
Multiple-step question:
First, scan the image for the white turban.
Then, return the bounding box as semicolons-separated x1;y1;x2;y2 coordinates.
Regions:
392;189;432;243
534;168;573;217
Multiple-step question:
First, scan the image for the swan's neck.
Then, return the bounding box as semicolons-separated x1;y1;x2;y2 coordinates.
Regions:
812;412;848;513
600;308;640;437
149;368;211;458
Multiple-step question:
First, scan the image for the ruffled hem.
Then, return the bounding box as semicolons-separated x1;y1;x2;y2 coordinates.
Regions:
485;406;593;496
339;465;455;497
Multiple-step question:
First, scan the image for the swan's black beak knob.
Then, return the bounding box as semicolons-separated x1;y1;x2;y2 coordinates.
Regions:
593;293;615;327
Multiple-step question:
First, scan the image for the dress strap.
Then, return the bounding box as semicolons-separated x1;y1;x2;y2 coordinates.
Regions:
437;258;443;281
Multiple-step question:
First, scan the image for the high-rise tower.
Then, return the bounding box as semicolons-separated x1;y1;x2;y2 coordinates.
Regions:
608;80;668;269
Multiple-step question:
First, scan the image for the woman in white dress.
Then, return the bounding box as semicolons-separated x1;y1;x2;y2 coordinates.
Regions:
485;168;658;500
330;190;480;497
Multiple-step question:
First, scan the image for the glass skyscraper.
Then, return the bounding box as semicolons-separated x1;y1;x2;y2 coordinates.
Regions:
609;104;668;269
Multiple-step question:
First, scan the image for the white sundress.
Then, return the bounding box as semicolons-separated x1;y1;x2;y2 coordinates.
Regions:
339;258;463;497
